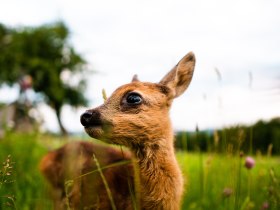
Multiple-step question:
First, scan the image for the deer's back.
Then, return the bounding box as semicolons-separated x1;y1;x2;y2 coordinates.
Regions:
40;141;135;210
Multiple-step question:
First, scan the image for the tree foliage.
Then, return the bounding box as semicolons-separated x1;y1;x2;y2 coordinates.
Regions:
0;22;88;135
175;118;280;155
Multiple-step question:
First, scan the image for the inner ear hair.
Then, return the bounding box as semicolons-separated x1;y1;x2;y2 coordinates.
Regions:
159;52;196;98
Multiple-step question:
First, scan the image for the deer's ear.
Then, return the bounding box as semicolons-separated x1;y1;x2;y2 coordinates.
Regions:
159;52;195;98
131;74;140;82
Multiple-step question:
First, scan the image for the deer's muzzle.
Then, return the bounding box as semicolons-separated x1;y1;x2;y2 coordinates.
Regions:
80;110;102;128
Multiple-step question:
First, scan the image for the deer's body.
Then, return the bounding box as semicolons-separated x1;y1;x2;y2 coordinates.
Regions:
40;141;135;209
40;52;196;209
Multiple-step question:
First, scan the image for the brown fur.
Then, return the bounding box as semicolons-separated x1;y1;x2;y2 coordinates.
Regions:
40;52;196;209
40;141;135;209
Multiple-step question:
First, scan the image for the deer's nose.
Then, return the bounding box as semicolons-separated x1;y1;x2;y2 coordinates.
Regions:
80;111;93;126
80;110;102;127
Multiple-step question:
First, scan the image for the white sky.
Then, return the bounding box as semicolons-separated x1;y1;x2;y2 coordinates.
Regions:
0;0;280;132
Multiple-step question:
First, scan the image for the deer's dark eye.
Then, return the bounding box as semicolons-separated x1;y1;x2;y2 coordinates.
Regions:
126;93;142;105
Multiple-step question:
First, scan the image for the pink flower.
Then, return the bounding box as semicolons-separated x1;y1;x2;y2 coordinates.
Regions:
261;201;269;210
244;156;255;169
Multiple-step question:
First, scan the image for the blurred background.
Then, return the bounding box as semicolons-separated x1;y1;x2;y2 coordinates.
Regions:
0;0;279;135
0;1;280;209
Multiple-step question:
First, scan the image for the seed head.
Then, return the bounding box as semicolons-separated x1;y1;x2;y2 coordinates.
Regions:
222;188;233;197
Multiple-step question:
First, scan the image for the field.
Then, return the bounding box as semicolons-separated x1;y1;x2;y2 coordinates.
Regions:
0;132;279;210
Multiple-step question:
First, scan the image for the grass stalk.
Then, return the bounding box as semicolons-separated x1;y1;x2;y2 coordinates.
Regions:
235;154;242;210
199;152;204;209
247;170;251;198
92;153;117;210
249;126;253;155
64;180;74;210
75;160;131;180
182;132;188;151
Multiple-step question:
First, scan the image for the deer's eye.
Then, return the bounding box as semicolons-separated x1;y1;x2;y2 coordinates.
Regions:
126;93;142;105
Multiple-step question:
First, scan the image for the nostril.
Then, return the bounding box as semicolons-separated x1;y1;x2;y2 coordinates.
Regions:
82;112;92;120
80;111;93;126
80;110;102;127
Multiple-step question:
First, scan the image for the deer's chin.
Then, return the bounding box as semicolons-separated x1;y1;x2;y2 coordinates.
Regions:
84;126;104;139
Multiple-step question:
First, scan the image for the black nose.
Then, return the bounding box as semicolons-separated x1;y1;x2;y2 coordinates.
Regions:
80;110;102;127
80;111;92;126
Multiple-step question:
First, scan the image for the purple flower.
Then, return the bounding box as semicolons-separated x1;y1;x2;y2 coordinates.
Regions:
261;201;269;210
244;156;255;169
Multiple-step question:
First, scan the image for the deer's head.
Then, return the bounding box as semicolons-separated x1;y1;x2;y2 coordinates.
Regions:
80;52;196;149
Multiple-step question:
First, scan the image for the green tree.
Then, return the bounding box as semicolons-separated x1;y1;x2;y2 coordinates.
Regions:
0;22;88;135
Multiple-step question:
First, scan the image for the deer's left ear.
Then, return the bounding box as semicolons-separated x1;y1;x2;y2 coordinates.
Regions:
131;74;140;82
159;52;196;98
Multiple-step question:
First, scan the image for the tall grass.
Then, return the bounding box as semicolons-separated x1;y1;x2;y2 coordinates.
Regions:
0;132;52;210
0;132;279;209
177;152;280;210
0;155;16;209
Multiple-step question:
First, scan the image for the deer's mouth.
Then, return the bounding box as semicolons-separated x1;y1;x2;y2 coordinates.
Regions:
84;126;104;138
83;121;102;129
80;110;105;138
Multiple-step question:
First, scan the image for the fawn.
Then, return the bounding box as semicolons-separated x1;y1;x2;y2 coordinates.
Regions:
40;52;196;210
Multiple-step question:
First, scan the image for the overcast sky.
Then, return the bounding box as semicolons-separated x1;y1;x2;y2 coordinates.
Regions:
0;0;280;132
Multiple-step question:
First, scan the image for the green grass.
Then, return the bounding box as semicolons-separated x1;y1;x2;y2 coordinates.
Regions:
0;132;52;210
0;133;279;209
177;152;280;210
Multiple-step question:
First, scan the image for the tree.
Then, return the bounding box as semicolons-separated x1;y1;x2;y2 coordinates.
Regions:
0;22;88;135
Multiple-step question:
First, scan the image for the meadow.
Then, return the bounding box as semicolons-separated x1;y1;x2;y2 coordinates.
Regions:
0;132;279;210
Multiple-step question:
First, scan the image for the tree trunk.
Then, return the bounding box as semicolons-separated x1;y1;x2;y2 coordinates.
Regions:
54;107;68;136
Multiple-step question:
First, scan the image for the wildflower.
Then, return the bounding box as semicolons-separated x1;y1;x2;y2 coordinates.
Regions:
260;201;269;210
222;187;233;197
245;156;255;169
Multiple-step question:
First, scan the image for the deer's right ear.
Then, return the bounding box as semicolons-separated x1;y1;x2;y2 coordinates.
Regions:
159;52;195;98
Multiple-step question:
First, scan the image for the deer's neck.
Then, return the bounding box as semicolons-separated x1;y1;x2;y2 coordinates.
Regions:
132;138;183;210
